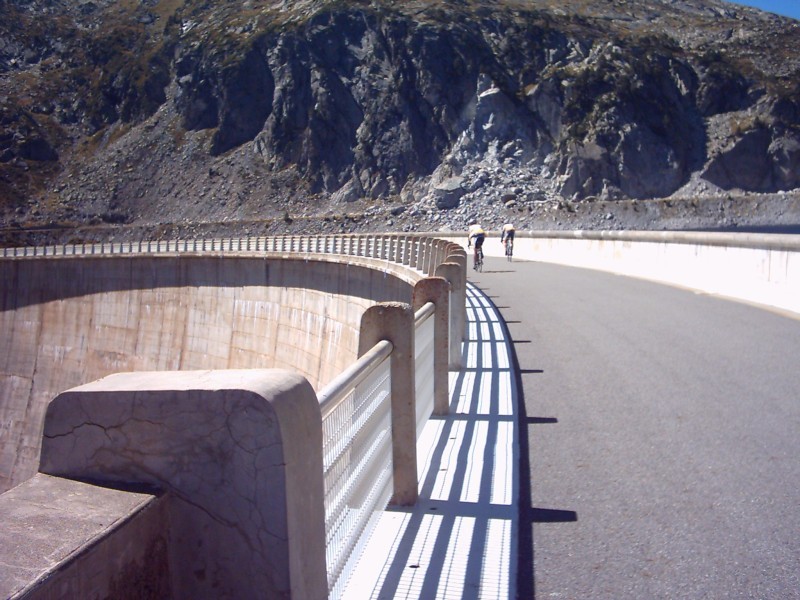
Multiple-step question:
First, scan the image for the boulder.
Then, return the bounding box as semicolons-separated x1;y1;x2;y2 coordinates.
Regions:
432;177;466;209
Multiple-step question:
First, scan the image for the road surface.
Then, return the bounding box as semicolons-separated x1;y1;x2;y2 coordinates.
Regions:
471;257;800;599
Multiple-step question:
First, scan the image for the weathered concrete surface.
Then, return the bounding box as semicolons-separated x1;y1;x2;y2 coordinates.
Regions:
412;277;450;415
39;369;327;600
0;255;414;492
435;262;466;369
0;473;168;600
359;303;417;507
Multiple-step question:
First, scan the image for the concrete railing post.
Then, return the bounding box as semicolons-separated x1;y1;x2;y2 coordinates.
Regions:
386;235;396;263
424;238;435;275
358;302;417;506
416;238;426;273
418;238;428;274
39;370;327;600
435;262;466;369
409;238;419;270
413;277;451;416
445;249;468;341
377;235;386;260
447;247;467;274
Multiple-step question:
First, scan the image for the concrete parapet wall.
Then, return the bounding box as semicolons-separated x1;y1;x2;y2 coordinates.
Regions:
0;254;414;492
0;473;169;600
444;231;800;316
39;369;327;599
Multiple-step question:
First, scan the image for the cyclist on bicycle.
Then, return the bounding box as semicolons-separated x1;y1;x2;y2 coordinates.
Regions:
500;223;515;247
468;222;486;270
468;222;486;254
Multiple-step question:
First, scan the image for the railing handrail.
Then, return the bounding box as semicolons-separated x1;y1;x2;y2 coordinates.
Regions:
414;301;435;326
317;340;393;419
0;235;463;280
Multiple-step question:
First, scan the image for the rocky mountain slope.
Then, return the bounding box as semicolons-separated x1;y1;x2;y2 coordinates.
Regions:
1;0;799;243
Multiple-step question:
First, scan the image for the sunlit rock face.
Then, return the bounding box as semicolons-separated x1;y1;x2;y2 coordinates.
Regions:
1;0;799;231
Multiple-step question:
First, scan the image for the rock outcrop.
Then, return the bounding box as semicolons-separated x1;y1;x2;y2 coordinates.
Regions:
1;0;799;236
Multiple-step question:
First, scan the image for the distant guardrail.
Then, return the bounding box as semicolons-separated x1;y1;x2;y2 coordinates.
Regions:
1;234;455;277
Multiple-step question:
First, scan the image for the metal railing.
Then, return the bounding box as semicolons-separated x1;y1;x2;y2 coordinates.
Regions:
317;299;439;598
1;234;458;277
4;233;465;598
318;340;394;600
414;302;436;436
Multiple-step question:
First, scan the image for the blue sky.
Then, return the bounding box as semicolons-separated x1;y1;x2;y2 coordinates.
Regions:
726;1;800;20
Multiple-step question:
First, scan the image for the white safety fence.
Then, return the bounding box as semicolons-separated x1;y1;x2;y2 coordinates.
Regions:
1;234;453;277
317;299;441;599
414;303;435;437
318;340;394;599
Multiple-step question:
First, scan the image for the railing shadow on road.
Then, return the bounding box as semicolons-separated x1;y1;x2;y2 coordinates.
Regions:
342;284;519;598
528;417;558;425
342;283;578;599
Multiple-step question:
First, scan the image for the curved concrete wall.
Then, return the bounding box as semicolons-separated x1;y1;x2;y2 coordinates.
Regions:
444;231;800;317
0;254;415;493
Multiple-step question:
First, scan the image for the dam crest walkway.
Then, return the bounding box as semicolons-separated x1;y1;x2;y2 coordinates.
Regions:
343;282;518;599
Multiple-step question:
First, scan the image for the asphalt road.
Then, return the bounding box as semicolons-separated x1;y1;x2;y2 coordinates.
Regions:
469;257;800;600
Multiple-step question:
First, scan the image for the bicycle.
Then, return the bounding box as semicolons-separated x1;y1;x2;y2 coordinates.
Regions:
504;237;513;261
473;246;483;272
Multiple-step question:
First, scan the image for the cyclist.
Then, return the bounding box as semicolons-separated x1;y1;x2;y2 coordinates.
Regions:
468;222;486;270
500;223;515;257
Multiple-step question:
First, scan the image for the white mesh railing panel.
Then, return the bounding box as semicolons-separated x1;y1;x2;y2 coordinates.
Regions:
323;360;393;599
415;310;435;436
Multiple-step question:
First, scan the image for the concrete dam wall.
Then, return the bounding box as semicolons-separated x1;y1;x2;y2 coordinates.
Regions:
0;254;415;493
